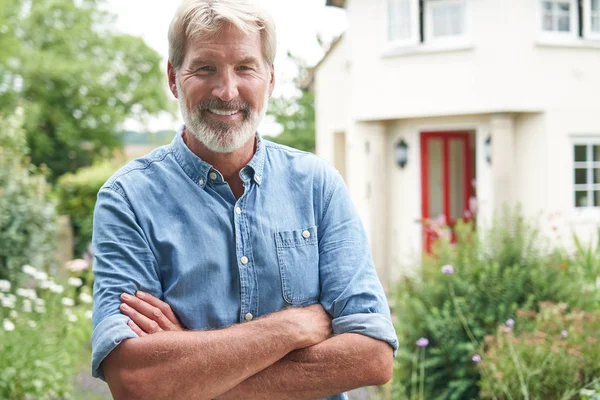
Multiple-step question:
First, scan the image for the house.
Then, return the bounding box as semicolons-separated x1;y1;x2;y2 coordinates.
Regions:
312;0;600;288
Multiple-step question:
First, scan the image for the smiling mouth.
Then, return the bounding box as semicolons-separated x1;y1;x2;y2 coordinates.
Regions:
208;109;241;116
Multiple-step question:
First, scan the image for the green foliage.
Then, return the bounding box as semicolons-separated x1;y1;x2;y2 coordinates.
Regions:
0;111;57;282
479;303;600;399
0;264;93;399
390;209;598;400
265;89;316;152
0;0;174;180
55;161;118;257
264;53;315;152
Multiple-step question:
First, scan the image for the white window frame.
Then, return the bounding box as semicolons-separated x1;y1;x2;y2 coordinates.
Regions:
385;0;420;48
538;0;579;41
424;0;470;47
584;0;600;39
573;139;600;210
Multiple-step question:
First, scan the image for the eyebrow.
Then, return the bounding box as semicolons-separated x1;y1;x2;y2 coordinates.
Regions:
187;56;261;69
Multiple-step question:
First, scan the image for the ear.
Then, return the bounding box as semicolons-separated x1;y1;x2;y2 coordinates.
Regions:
268;63;275;97
168;62;178;98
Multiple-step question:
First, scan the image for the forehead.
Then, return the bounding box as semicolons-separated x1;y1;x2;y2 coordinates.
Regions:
184;24;263;65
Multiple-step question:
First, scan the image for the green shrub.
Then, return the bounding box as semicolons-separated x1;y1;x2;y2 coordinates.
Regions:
479;303;600;399
390;209;598;400
0;264;93;399
55;162;118;257
0;111;57;282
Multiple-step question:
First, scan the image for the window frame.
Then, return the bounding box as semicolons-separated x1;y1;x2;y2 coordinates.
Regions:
424;0;470;46
538;0;580;41
584;0;600;39
573;139;600;210
385;0;420;48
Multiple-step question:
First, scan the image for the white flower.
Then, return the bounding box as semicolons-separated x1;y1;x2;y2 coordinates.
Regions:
33;271;48;282
22;265;38;276
66;259;90;272
34;298;45;307
68;313;78;323
9;310;17;318
61;297;75;307
84;310;93;319
28;320;37;329
0;279;10;292
3;319;15;331
16;288;37;300
49;283;64;294
1;295;16;309
39;280;52;289
79;292;93;304
22;299;32;313
34;305;46;314
68;277;83;287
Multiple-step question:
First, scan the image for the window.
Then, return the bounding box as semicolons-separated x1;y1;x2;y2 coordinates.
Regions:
427;0;467;40
584;0;600;38
387;0;419;46
385;0;469;49
540;0;578;36
574;142;600;208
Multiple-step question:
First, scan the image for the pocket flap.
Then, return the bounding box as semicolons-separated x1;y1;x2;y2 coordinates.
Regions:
275;226;318;248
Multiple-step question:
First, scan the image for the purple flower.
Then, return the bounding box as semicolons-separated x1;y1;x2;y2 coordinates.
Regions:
416;337;429;347
441;265;454;275
503;326;512;333
472;354;482;363
561;330;568;338
506;319;515;327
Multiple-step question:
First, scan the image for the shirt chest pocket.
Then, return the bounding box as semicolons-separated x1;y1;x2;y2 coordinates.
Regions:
275;226;320;305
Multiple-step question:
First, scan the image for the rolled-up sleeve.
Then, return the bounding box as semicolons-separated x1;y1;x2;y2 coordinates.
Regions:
318;173;398;354
91;185;162;380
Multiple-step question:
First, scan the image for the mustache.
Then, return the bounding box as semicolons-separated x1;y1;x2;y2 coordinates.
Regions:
199;99;251;112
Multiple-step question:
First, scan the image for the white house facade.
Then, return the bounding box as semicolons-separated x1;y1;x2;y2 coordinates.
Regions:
313;0;600;289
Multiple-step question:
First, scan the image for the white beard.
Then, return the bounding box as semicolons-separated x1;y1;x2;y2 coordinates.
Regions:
176;79;269;153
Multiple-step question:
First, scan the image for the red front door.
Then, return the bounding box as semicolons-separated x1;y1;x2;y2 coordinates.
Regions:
420;132;475;253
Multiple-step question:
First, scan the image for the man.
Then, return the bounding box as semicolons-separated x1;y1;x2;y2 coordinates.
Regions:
91;1;398;399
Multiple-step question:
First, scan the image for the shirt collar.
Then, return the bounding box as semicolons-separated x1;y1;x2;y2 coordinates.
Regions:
171;125;266;188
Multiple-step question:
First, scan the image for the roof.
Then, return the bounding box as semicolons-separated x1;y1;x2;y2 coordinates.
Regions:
326;0;346;7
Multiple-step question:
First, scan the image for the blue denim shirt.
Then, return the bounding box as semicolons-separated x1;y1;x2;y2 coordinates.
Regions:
91;128;398;399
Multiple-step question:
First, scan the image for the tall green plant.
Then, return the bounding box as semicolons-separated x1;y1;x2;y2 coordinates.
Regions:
0;111;57;282
391;209;595;400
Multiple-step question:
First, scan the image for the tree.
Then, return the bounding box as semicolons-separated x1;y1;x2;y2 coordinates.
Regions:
264;53;316;153
0;0;174;180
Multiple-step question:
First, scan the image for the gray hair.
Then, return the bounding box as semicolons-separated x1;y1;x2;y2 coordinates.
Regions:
168;0;277;71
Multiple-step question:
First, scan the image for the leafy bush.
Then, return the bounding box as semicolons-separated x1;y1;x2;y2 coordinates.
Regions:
479;303;600;399
0;111;57;282
0;264;93;399
390;209;599;400
55;162;118;257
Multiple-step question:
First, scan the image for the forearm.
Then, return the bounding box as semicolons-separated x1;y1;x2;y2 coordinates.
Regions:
217;333;394;400
103;316;300;400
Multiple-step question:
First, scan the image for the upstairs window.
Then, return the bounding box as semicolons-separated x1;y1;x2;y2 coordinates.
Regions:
574;142;600;208
539;0;600;40
541;0;575;33
387;0;420;46
427;0;467;40
584;0;600;38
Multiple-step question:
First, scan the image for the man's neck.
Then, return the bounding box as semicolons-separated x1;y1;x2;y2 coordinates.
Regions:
182;128;256;182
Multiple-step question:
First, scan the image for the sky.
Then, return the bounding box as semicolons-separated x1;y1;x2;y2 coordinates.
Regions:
102;0;348;134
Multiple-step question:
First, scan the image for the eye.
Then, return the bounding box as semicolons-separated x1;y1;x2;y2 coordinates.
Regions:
238;65;252;71
197;66;215;73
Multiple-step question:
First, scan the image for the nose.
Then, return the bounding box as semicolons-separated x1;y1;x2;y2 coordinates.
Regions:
212;69;239;102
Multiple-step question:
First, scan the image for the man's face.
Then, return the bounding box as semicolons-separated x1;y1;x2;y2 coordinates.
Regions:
170;23;275;153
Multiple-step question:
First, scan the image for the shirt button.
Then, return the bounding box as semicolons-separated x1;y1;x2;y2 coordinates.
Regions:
198;178;204;186
244;313;253;321
209;172;218;180
255;175;262;183
235;207;242;215
302;230;311;239
240;256;249;265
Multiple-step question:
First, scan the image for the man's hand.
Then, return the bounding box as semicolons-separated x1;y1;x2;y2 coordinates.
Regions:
120;291;185;336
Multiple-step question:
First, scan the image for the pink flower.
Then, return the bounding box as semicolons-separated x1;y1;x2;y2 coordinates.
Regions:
441;265;455;275
561;330;568;338
66;259;90;272
503;326;512;333
416;338;429;347
472;354;482;363
506;319;515;327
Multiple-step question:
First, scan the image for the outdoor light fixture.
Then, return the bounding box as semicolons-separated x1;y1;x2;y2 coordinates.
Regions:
395;139;409;169
484;135;492;165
